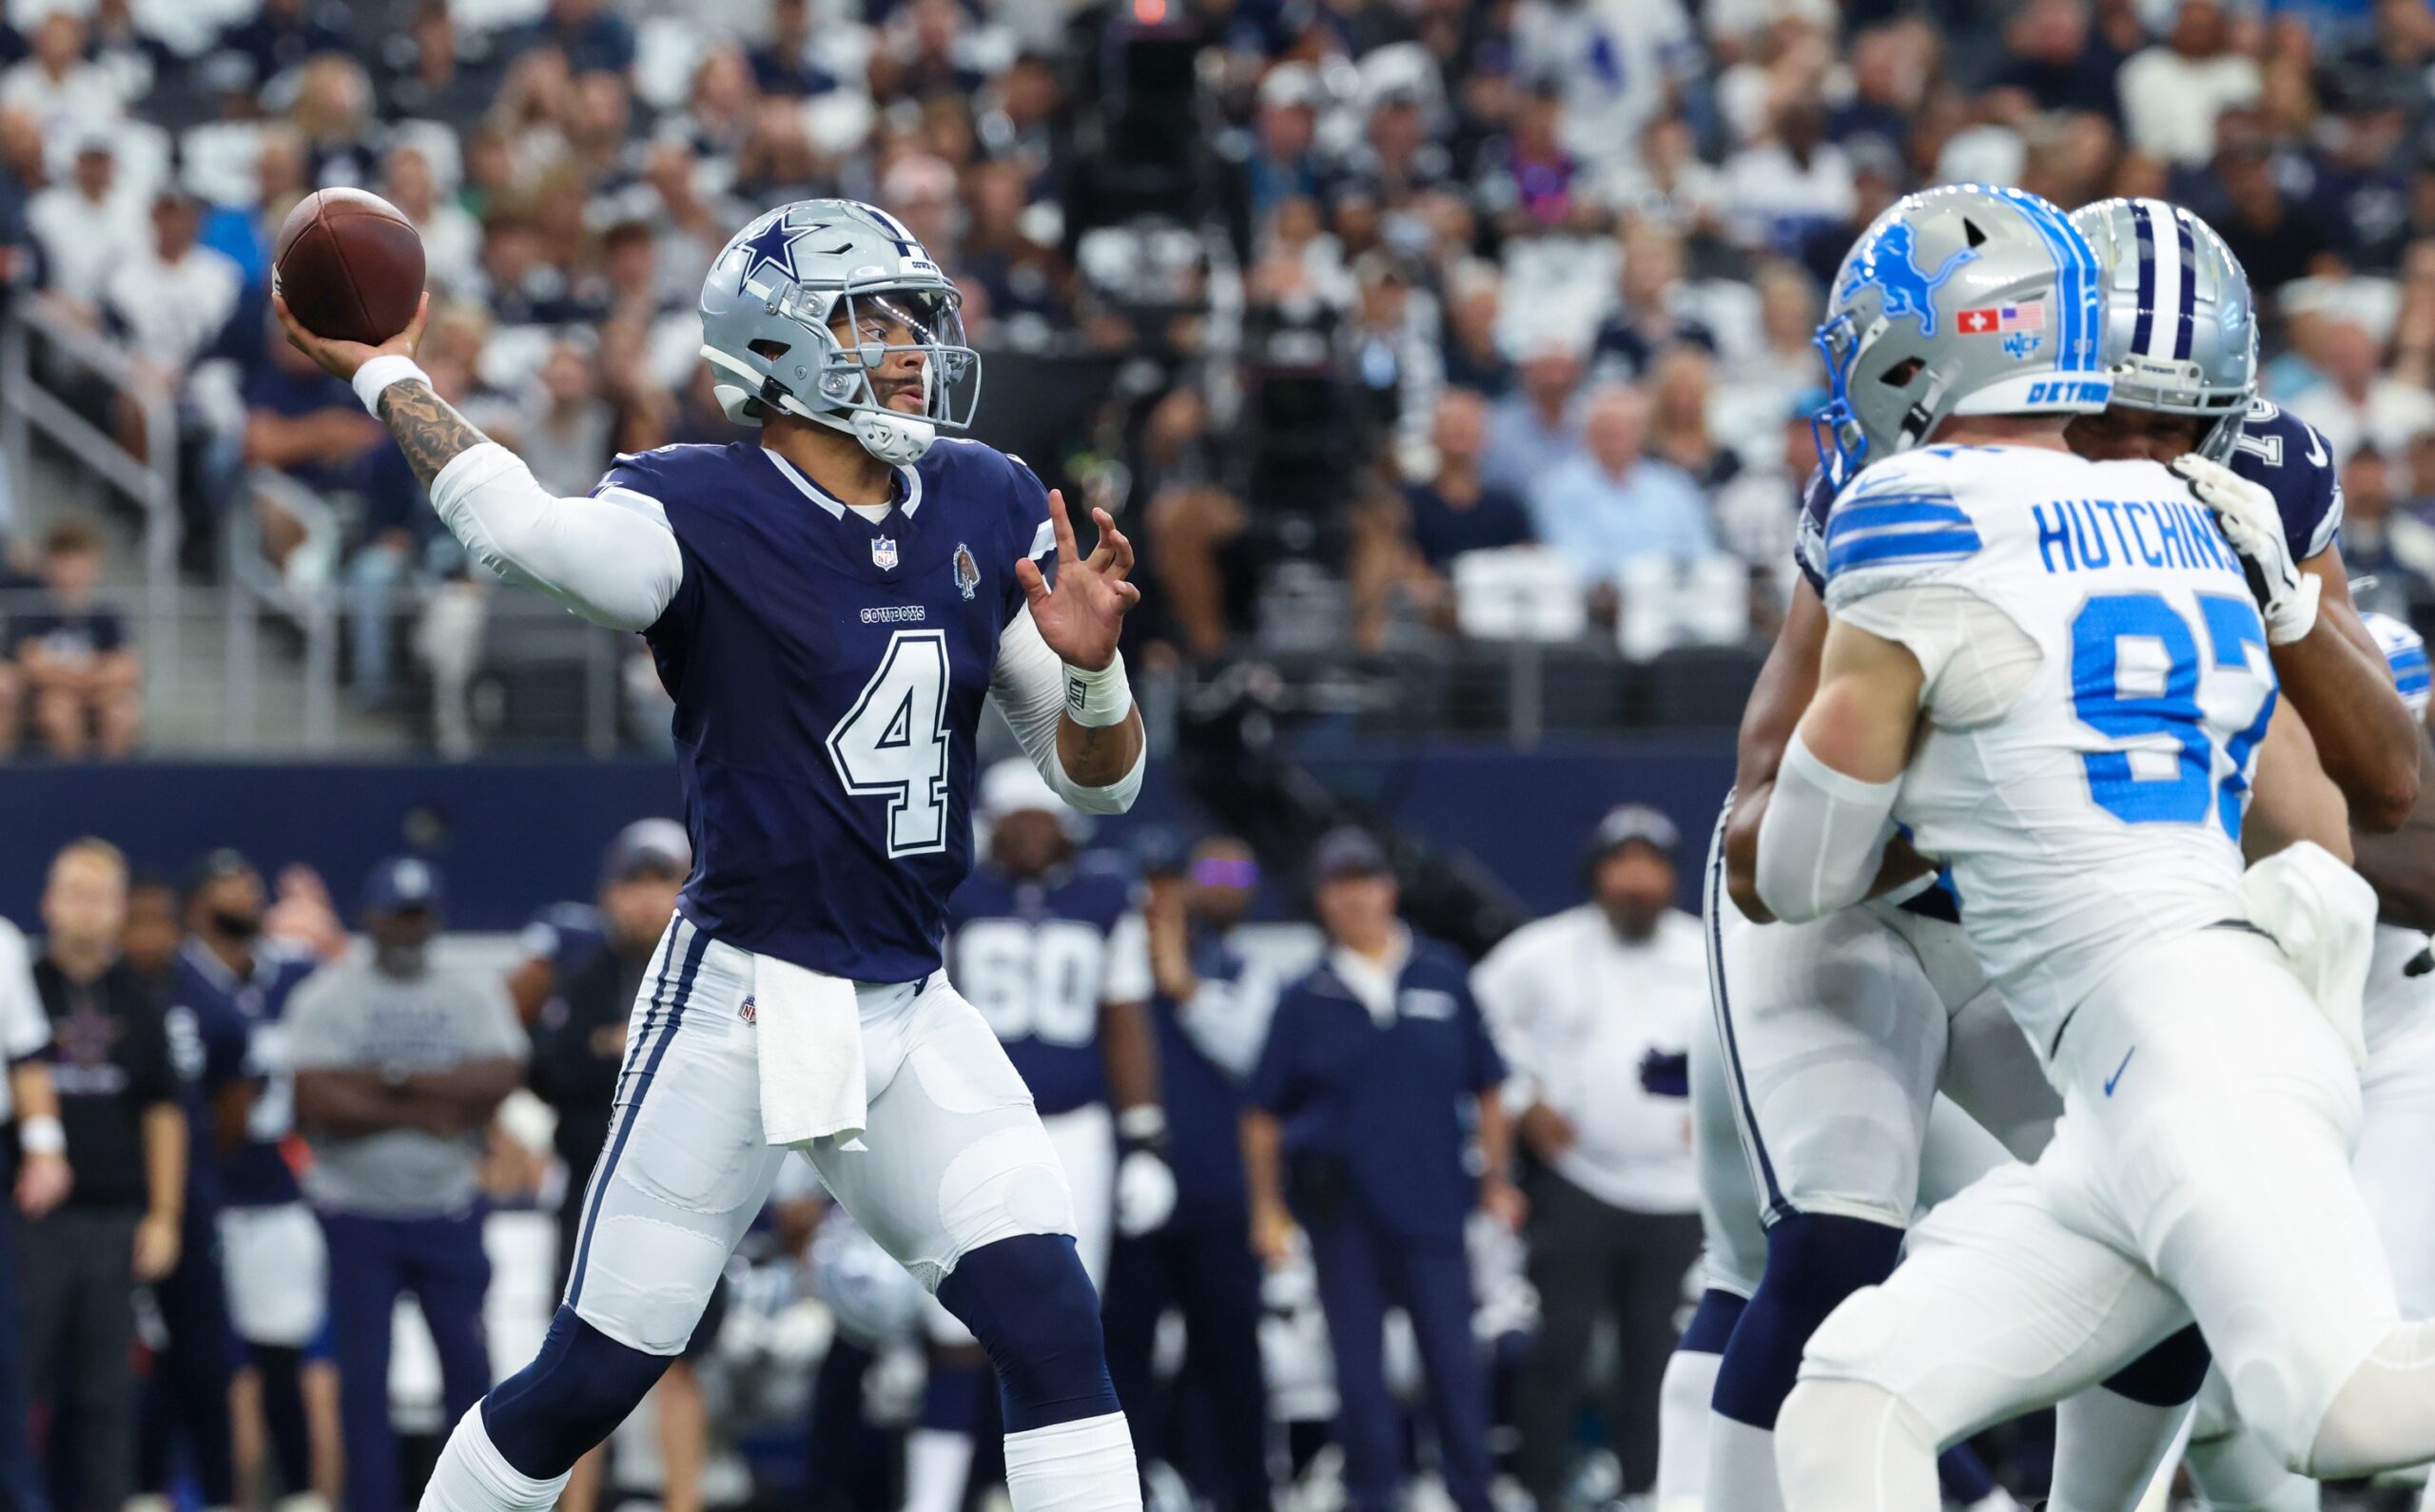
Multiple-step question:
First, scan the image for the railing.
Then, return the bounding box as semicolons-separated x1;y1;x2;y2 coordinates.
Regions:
230;467;343;748
0;297;181;709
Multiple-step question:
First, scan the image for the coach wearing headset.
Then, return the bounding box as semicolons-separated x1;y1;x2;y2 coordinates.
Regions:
1471;804;1705;1509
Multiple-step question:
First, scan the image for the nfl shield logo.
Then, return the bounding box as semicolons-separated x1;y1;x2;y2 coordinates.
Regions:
871;535;899;571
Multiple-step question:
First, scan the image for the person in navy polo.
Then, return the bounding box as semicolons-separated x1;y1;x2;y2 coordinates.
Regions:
1243;827;1522;1512
1102;835;1278;1512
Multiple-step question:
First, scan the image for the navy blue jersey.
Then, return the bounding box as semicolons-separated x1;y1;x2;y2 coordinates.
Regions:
173;939;320;1209
1150;929;1268;1224
1792;400;2344;596
1247;935;1505;1245
600;437;1055;982
2225;397;2344;564
945;856;1149;1116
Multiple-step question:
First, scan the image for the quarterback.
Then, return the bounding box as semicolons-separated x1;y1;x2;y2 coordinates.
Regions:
275;200;1151;1512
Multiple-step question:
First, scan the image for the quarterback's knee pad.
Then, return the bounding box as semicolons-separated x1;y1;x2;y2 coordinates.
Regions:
2307;1319;2435;1480
481;1306;673;1480
1712;1213;1903;1428
937;1233;1119;1433
1776;1379;1940;1512
2102;1322;2211;1406
1680;1288;1746;1356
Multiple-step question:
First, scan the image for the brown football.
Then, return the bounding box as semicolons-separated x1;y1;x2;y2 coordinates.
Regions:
273;188;425;345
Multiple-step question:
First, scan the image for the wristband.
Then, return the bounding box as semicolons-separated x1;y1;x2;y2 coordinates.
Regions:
353;355;428;415
1117;1104;1168;1150
18;1115;63;1155
1063;654;1133;728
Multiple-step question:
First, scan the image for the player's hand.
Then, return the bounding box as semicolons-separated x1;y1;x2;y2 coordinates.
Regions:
1251;1195;1298;1266
1019;489;1139;672
2172;453;2320;644
272;286;429;384
1516;1102;1577;1161
132;1210;182;1281
1480;1174;1528;1232
13;1150;69;1217
1116;1148;1179;1236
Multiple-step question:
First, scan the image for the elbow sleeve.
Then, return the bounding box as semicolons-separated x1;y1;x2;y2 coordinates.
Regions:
1754;731;1901;923
1050;741;1145;815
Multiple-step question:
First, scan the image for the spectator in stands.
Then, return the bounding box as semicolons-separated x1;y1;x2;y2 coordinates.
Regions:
28;134;143;314
1404;389;1536;575
1644;346;1741;492
210;0;352;98
105;187;244;485
16;520;141;760
1713;392;1827;604
1244;827;1518;1512
526;824;717;1512
2119;0;2262;166
1438;262;1510;397
2206;124;2343;294
1591;221;1717;382
1481;340;1586;501
0;908;67;1512
2337;445;2435;625
1473;805;1705;1509
1992;0;2125;120
1246;64;1331;226
0;12;126;154
2289;315;2435;462
21;838;185;1512
383;144;481;300
377;0;497;130
518;338;616;496
508;0;639;77
1527;386;1716;585
288;858;525;1512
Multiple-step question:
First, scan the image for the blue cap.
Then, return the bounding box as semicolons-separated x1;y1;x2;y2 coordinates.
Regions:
364;855;445;915
1588;804;1681;862
1311;826;1392;882
602;818;691;883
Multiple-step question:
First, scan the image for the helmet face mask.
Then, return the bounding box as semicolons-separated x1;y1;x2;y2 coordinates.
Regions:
699;200;983;465
2067;198;2257;464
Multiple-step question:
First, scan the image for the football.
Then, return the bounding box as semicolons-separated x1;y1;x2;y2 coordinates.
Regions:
272;187;425;345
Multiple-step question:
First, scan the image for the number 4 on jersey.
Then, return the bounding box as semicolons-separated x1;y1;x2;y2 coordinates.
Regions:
828;630;952;857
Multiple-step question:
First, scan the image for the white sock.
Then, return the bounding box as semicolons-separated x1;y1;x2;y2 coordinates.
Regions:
902;1428;978;1512
2048;1389;2189;1512
1003;1411;1141;1512
419;1406;570;1512
1705;1414;1787;1512
1655;1349;1721;1511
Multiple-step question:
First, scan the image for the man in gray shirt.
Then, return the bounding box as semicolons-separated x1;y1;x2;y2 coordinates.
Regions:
288;857;526;1512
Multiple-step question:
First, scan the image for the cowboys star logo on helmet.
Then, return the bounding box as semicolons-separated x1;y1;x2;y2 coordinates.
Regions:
699;199;982;466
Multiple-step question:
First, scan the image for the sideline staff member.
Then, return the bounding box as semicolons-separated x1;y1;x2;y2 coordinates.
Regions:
1243;828;1518;1512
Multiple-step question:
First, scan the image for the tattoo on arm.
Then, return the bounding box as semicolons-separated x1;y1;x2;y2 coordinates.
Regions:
377;379;491;489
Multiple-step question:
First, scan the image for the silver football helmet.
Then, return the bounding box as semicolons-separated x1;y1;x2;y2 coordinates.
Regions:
2068;197;2258;462
699;199;979;465
1814;184;2112;488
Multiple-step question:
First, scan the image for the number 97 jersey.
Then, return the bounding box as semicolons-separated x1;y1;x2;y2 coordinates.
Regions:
1821;444;2278;1059
945;857;1153;1115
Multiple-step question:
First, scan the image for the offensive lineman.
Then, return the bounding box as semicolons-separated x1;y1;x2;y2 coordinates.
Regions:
1756;186;2435;1508
273;199;1153;1512
1677;191;2419;1512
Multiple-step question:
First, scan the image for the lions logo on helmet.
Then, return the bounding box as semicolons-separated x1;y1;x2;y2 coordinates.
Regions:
698;199;982;465
1813;184;2111;489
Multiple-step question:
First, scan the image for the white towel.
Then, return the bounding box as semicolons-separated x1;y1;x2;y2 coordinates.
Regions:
2239;840;2377;1069
753;956;868;1149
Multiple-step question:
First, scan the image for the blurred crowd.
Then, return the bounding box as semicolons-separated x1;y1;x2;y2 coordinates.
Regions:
0;795;1724;1512
0;0;2429;746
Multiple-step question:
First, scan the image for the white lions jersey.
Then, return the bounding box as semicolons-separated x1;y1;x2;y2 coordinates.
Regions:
1822;444;2278;1057
2362;610;2432;1055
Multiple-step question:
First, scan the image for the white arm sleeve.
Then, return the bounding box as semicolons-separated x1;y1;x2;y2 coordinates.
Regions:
1754;730;1901;923
987;605;1145;814
428;442;684;632
1833;584;2041;729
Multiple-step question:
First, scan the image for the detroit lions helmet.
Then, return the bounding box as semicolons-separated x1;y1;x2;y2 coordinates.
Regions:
1814;184;2112;488
699;199;979;464
2068;197;2258;462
